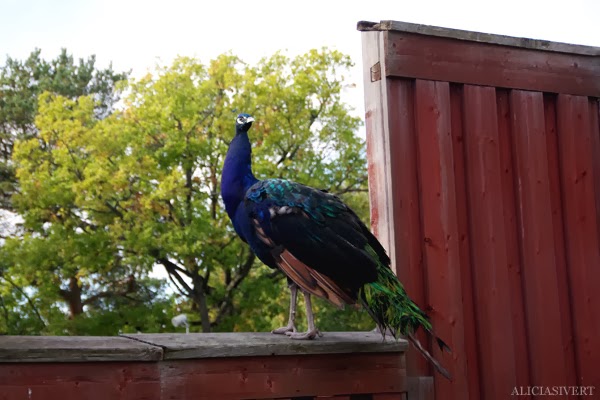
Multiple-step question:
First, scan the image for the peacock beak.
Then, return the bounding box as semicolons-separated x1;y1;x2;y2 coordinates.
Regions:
246;116;255;123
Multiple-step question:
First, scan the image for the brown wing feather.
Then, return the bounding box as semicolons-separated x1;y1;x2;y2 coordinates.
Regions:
277;249;355;308
308;268;356;305
252;218;275;246
251;217;356;308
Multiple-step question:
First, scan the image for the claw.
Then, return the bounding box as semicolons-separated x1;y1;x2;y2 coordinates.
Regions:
271;323;297;335
286;328;321;340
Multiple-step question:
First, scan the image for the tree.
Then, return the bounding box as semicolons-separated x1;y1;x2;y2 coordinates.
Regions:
1;92;176;335
6;48;373;334
0;48;128;211
0;50;173;335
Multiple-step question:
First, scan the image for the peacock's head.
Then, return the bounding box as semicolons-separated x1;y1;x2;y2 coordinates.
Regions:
235;113;254;133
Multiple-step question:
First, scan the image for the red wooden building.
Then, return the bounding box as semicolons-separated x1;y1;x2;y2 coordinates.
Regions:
358;20;600;400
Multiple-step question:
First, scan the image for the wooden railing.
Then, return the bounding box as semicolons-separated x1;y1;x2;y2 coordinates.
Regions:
0;332;409;399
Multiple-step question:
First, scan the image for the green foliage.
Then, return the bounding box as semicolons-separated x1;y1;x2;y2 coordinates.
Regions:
0;48;128;210
46;284;178;336
0;49;153;335
2;48;373;335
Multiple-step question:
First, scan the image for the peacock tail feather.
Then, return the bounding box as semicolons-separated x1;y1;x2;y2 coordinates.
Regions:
360;245;453;380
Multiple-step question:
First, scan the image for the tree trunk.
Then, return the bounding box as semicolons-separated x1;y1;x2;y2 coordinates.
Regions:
194;285;212;333
60;276;84;319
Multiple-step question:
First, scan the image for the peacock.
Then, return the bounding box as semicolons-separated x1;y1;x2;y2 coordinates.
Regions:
221;113;452;380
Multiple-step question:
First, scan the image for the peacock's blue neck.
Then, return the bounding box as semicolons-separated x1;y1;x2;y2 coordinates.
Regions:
221;130;258;219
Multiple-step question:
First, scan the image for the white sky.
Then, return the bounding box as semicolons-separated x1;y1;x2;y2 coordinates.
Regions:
1;0;599;119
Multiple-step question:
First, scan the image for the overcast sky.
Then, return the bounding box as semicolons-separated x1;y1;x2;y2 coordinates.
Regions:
2;0;599;118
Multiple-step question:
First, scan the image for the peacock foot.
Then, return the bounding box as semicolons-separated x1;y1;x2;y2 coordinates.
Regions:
285;328;323;340
271;323;297;335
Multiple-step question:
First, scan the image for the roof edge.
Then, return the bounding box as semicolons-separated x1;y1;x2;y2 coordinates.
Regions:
357;20;600;56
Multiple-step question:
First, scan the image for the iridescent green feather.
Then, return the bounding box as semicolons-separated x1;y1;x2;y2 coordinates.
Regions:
359;245;432;337
247;178;346;222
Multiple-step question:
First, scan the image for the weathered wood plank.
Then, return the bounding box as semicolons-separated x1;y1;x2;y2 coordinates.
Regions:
0;362;160;400
462;85;520;397
447;83;481;400
358;20;600;56
159;352;406;399
361;30;396;270
413;79;475;398
496;89;531;392
384;78;428;376
541;93;579;395
0;336;162;363
510;90;577;388
0;333;408;399
556;94;600;390
383;31;600;97
406;376;433;400
121;332;407;360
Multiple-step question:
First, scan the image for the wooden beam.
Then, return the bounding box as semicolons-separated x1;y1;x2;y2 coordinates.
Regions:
382;31;600;97
121;331;407;360
159;352;406;399
0;362;161;400
358;20;600;56
360;30;397;271
0;336;162;363
0;332;408;399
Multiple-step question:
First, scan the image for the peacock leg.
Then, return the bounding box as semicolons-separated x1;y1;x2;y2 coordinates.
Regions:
272;282;298;334
286;290;323;340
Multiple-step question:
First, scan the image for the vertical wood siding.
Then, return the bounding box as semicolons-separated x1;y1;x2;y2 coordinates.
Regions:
361;22;600;400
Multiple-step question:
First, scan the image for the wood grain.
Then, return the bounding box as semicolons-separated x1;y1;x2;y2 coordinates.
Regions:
360;30;396;270
556;95;600;390
0;362;160;400
359;20;600;56
121;332;407;360
383;31;600;97
0;336;162;363
447;83;481;400
496;89;531;392
462;84;520;398
510;90;577;389
359;19;600;400
406;376;433;400
413;79;475;399
0;332;408;400
159;353;406;399
384;78;428;376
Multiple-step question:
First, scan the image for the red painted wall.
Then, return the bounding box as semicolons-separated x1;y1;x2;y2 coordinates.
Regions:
360;21;600;400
